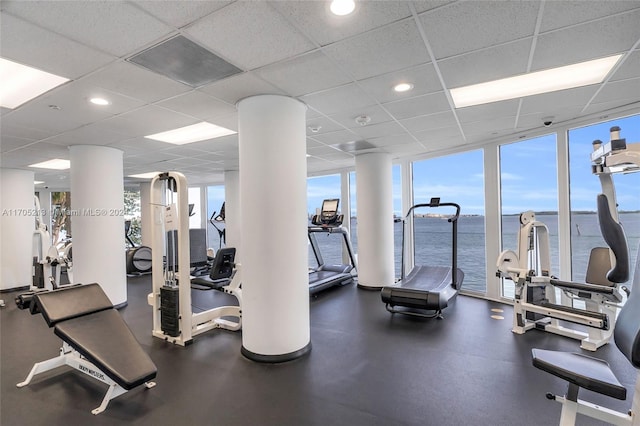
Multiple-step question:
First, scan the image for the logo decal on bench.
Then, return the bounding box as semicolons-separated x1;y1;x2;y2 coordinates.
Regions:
78;364;106;381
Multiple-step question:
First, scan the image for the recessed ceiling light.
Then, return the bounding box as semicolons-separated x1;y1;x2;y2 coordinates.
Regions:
89;97;110;106
129;172;161;179
394;83;414;92
34;181;45;185
450;54;623;108
0;57;69;109
145;122;237;145
330;0;355;16
29;159;70;170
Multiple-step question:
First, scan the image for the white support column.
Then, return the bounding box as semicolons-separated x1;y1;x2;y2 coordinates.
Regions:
355;152;395;289
224;169;241;259
400;159;414;277
139;182;152;247
70;146;126;306
0;169;35;290
483;144;503;301
556;130;572;282
237;95;311;362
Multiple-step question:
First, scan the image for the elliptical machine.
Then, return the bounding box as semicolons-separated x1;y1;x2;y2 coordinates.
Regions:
125;220;152;275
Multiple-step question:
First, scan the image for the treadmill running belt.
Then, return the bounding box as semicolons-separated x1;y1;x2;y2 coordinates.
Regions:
381;265;463;311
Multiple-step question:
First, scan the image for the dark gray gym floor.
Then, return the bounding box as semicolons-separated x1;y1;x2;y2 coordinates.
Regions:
1;276;636;425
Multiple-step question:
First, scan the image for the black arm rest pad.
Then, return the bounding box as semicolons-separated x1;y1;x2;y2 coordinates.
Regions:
549;279;615;295
532;349;626;400
54;309;157;390
35;283;112;327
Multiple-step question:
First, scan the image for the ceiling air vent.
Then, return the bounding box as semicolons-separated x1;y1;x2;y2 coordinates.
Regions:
127;35;242;88
333;140;378;153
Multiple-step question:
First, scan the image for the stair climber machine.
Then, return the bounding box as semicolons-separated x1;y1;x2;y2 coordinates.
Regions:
308;199;357;295
148;172;242;346
497;126;639;351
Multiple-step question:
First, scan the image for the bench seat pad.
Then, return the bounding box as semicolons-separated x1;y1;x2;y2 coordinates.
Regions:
54;309;157;390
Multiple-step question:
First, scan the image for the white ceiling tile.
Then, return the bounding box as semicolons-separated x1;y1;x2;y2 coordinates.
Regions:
134;1;232;28
1;135;36;153
4;99;100;134
255;50;353;97
270;1;412;46
328;105;394;129
368;133;416;147
384;142;427;158
532;10;640;71
111;137;170;156
185;2;314;70
438;39;531;89
516;108;584;131
82;61;191;103
1;123;53;141
200;73;285;105
357;63;442;104
420;1;539;59
519;86;598;115
0;13;115;79
301;83;375;116
399;111;459;133
311;129;360;145
322;19;430;81
103;105;197;137
156;91;236;121
592;78;640;105
383;92;451;120
413;1;457;14
3;1;174;56
610;50;640;82
352;121;406;140
414;126;463;143
305;116;346;136
456;100;520;124
463;116;517;137
540;2;640;33
46;122;130;147
186;134;239;155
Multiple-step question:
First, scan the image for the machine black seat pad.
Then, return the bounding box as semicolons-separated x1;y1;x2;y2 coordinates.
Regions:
531;348;626;400
191;276;229;289
35;283;113;327
54;309;157;390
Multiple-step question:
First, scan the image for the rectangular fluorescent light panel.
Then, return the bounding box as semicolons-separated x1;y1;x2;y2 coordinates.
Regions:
129;172;161;179
28;159;70;170
145;122;236;145
450;54;623;108
0;57;69;109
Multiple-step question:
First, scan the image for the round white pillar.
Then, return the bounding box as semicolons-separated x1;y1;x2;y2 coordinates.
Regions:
237;95;311;362
69;146;126;306
0;169;35;290
224;170;241;259
139;182;152;247
355;152;395;289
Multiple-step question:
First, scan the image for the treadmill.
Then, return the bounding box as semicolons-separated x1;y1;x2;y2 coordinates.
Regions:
381;197;464;318
308;199;357;295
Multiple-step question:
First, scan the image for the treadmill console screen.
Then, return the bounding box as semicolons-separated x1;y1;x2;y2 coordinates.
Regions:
321;199;339;223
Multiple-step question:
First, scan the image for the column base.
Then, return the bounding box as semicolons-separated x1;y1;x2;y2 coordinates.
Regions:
357;283;384;290
241;341;312;363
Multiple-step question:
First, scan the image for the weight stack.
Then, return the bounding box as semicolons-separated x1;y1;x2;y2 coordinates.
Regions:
160;286;180;337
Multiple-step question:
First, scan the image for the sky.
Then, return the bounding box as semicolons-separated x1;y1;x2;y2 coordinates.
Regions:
205;114;640;218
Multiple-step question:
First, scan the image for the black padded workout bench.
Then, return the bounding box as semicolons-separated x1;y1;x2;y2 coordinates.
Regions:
17;283;157;415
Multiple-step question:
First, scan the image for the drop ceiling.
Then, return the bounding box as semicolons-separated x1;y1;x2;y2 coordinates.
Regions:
1;1;639;188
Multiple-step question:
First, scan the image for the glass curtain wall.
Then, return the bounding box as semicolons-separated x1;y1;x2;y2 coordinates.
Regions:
411;151;486;294
568;114;640;286
499;134;558;298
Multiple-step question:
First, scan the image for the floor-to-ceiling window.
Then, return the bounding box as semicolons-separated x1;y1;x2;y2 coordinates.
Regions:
568;114;640;286
307;174;342;268
412;151;486;294
500;134;558;298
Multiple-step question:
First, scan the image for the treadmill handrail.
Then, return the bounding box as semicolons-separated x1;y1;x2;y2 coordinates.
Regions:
404;202;461;222
400;200;461;286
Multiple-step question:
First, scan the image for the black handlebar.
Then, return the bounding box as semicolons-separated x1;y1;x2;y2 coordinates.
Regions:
404;199;461;222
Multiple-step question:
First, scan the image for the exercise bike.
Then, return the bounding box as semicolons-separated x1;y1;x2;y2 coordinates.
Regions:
125;220;152;275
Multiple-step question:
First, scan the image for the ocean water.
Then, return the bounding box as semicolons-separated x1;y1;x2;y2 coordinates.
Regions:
309;212;640;295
